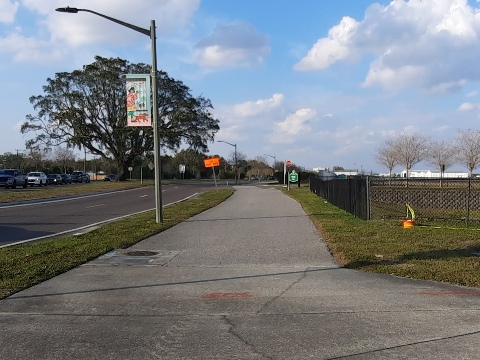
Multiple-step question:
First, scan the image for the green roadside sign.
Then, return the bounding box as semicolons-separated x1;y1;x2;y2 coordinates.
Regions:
289;170;298;183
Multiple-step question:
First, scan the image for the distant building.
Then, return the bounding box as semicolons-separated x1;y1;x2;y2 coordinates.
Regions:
315;169;338;180
333;171;358;178
399;170;469;178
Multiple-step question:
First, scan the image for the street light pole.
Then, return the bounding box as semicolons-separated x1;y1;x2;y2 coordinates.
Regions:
265;154;276;175
218;140;237;185
55;7;163;223
149;19;163;223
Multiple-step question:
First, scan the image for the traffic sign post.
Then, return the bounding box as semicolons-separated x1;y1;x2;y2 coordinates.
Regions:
284;160;292;186
288;169;298;191
204;157;220;189
179;164;185;180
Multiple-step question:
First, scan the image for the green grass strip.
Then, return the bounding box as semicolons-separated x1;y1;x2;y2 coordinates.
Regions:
0;188;234;299
285;186;480;288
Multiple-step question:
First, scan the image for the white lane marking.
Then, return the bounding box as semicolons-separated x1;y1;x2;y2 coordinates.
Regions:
86;204;105;209
0;192;200;249
140;195;148;198
0;187;150;209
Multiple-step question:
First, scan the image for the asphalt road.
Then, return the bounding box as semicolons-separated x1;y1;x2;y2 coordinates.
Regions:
0;183;212;247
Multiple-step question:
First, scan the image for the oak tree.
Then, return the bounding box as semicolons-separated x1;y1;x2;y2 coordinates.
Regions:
21;56;219;180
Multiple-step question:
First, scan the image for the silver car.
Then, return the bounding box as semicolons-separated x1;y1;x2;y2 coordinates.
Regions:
27;172;48;186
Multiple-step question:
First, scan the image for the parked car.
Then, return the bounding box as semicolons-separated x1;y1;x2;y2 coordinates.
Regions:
103;174;117;182
0;169;28;189
46;174;63;185
59;173;72;184
70;171;90;183
27;172;48;186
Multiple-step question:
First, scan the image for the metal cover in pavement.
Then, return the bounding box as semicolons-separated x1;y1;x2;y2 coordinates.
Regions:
88;249;180;266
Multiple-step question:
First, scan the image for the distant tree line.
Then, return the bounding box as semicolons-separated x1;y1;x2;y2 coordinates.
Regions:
375;129;480;177
0;147;290;181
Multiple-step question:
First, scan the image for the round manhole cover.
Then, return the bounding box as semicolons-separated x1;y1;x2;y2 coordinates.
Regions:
125;251;158;256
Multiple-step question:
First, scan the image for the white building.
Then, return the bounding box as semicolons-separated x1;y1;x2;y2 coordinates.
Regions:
334;171;358;177
399;170;469;178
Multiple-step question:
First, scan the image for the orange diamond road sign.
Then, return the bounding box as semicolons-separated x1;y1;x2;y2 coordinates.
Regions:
204;157;220;168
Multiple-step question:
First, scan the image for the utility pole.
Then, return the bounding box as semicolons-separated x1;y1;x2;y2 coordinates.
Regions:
15;149;21;169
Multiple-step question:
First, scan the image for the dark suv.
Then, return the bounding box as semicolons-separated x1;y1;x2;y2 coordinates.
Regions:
70;171;90;183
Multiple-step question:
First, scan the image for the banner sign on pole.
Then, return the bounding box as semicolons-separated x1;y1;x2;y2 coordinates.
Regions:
126;74;152;127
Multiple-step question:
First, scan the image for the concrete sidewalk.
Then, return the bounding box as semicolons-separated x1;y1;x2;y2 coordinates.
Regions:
1;186;480;359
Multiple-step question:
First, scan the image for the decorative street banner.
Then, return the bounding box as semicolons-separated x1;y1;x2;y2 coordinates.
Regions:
126;74;152;127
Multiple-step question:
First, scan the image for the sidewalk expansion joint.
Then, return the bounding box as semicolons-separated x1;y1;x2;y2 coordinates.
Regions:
222;315;274;360
256;267;309;314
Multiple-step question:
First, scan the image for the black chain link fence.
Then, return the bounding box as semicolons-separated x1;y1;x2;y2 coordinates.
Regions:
309;176;480;228
309;177;370;220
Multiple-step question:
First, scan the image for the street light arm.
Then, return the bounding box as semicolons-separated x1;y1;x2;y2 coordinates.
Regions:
265;154;277;173
217;140;235;147
55;7;151;37
218;140;238;185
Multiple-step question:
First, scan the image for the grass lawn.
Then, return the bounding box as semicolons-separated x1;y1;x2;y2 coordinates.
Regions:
285;186;480;288
0;187;234;299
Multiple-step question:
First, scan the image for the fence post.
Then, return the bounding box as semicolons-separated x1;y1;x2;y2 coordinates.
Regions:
366;176;371;220
467;177;471;227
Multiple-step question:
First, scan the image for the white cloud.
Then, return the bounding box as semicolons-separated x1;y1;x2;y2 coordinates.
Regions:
11;120;22;132
402;125;418;134
0;0;200;67
268;108;316;144
4;0;199;48
294;16;358;71
458;102;480;111
0;30;65;63
231;93;284;118
295;0;480;92
0;0;18;23
330;126;369;156
195;22;269;68
213;125;248;144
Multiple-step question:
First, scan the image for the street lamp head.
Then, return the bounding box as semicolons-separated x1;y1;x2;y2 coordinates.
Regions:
218;140;236;147
55;7;79;13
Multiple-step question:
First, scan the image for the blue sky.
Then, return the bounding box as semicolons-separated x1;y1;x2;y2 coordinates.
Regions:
2;0;480;174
